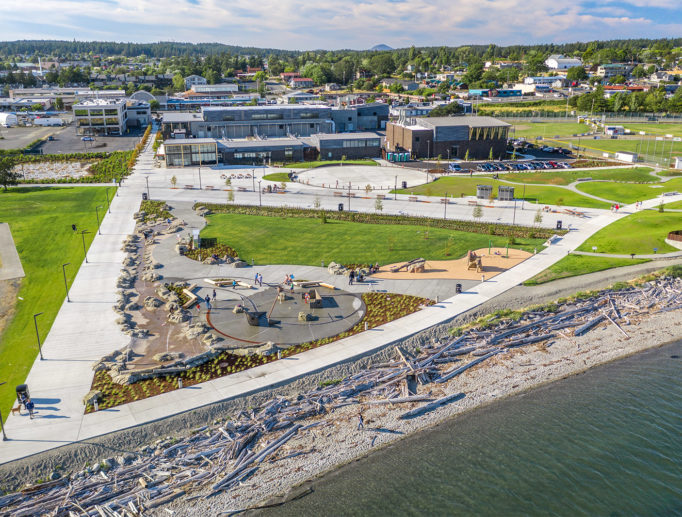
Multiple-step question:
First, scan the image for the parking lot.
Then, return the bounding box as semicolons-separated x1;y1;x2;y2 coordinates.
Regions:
0;125;63;150
37;126;145;155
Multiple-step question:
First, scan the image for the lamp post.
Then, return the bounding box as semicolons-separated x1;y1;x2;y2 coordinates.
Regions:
80;230;90;263
33;312;44;360
198;155;203;190
95;205;103;235
145;176;150;199
0;408;6;440
105;188;111;214
348;182;351;211
521;184;526;210
444;192;447;219
258;180;262;206
62;263;71;303
394;175;397;201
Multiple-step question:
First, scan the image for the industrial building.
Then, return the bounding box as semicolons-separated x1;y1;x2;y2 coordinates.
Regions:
545;55;583;70
385;116;510;160
330;103;389;132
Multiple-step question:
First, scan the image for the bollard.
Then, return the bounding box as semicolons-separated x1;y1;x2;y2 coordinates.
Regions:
277;351;282;360
321;260;324;267
364;322;368;331
436;295;439;303
178;378;183;389
94;401;99;412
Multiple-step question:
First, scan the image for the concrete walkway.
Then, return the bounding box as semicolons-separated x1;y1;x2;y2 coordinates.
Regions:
1;142;681;464
0;223;25;281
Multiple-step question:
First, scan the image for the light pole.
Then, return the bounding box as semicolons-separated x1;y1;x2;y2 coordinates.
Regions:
145;176;150;199
521;184;526;210
105;188;111;214
512;198;517;225
348;182;351;211
33;312;44;360
252;171;255;192
62;263;71;303
95;205;103;235
80;230;90;263
394;175;397;201
198;155;203;190
258;180;262;206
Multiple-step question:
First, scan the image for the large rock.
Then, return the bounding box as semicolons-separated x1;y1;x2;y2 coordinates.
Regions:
142;271;161;282
144;296;163;310
168;310;190;323
327;261;347;275
298;311;313;322
232;260;247;268
153;352;184;362
185;323;209;339
82;389;102;406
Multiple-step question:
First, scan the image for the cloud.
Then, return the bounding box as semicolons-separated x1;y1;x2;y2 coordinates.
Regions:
0;0;680;49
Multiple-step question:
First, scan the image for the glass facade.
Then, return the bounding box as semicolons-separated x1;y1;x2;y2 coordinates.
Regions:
165;142;218;167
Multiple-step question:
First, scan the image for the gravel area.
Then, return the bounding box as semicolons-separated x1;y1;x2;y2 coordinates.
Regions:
13;161;93;181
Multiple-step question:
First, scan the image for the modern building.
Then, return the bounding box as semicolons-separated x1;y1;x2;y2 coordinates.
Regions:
161;105;334;140
385;116;511;160
184;75;207;90
330;102;389;131
219;138;307;164
597;64;632;78
308;132;382;160
163;138;219;167
72;98;150;135
290;78;314;88
545;55;583;70
390;104;436;118
8;87;125;108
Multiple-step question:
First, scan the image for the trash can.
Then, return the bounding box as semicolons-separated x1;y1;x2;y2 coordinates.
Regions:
401;181;407;189
338;203;344;212
142;192;148;201
556;220;562;230
456;283;462;294
16;384;29;404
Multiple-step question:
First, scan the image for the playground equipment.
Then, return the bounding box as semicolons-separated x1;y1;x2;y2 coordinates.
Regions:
466;250;483;273
390;258;426;273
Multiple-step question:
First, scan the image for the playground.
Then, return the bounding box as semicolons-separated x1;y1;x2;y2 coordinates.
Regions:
295;164;429;190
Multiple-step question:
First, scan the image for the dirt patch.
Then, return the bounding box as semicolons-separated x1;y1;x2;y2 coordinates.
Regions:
374;247;532;281
0;278;21;338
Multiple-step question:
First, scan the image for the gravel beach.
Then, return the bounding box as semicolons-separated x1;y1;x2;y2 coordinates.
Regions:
160;295;682;516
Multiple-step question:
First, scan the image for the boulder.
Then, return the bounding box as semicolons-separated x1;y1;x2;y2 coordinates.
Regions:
232;260;247;268
82;389;102;406
232;305;245;314
142;271;161;282
168;311;190;323
153;352;184;362
165;301;180;313
298;311;313;322
256;342;279;356
144;296;163;310
203;256;219;265
185;322;210;339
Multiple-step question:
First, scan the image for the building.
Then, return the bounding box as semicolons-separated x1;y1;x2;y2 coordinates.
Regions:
385;116;511;159
604;125;625;136
280;72;301;81
390;104;436;118
184;75;207;90
72;98;150;135
308;132;382;160
8;87;125;108
161;105;334;140
279;91;321;104
290;77;314;88
330;103;389;131
163;138;219;167
380;78;419;91
545;54;583;70
596;64;632;78
189;83;239;95
524;76;559;86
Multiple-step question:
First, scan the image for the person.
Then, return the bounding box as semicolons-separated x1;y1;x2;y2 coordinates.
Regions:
212;289;217;303
349;270;355;285
304;292;310;304
255;273;259;285
196;303;201;314
232;280;237;289
258;273;263;287
71;223;77;233
357;413;364;430
25;398;35;419
205;294;211;310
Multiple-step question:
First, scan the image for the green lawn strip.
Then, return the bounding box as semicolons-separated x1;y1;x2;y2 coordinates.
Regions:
577;210;682;255
262;172;292;183
200;213;545;266
664;199;682;209
546;136;682;160
621;123;682;137
392;176;610;209
483;167;656;186
511;122;591;139
0;187;111;419
524;255;650;285
575;177;682;204
658;170;682;177
283;160;377;168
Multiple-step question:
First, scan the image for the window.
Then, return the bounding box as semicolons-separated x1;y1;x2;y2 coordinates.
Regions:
104;109;118;116
310;123;314;128
222;115;235;121
415;137;420;142
300;112;319;119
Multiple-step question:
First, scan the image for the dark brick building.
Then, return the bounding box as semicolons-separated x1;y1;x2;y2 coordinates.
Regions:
385;116;511;160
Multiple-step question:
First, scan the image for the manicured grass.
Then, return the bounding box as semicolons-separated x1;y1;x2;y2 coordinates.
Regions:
284;160;378;168
0;187;110;419
200;213;545;266
621;123;682;137
545;136;682;164
577;210;682;255
524;255;650;285
262;172;292;183
659;169;682;177
393;176;610;209
511;122;591;139
664;199;682;209
484;167;656;186
575;178;682;204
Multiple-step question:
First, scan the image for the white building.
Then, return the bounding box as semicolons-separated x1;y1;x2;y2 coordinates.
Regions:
545;54;583;70
0;113;18;127
184;75;207;90
72;98;150;135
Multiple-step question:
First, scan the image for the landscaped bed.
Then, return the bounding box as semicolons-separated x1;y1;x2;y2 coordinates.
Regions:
85;291;432;412
524;254;651;285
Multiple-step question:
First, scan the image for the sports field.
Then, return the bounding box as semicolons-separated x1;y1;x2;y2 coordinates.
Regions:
511;122;591;139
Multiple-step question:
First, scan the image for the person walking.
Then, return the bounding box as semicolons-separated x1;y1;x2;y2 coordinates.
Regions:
349;270;355;285
212;289;217;303
204;294;211;310
255;273;259;285
25;398;35;419
357;413;364;430
258;273;263;287
196;303;201;315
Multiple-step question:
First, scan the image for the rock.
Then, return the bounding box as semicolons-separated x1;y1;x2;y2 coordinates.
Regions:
298;311;312;322
232;305;245;314
125;302;141;312
100;458;114;471
203;256;219;265
168;311;190;323
144;296;163;310
165;301;180;313
232;260;247;268
224;256;234;264
175;244;187;255
327;261;347;275
83;390;103;406
256;342;279;356
117;452;136;465
49;471;61;481
185;323;209;339
153;352;184;362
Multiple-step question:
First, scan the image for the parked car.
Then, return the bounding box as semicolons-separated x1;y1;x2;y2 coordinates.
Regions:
81;136;94;141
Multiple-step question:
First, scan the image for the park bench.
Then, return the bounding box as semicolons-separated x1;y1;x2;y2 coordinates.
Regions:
408;196;418;202
376;194;386;200
205;185;215;190
237;186;247;192
349;192;356;198
544;234;560;246
181;284;199;309
440;198;450;204
467;200;478;206
333;191;343;197
184;185;194;190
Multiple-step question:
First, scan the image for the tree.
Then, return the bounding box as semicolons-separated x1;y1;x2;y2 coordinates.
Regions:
428;102;464;117
0;156;19;191
172;73;185;91
170;175;177;188
54;96;64;110
227;189;235;203
149;99;160;110
632;65;647;79
375;198;384;212
313;195;321;209
472;204;483;219
488;147;494;161
534;209;543;226
566;66;587;82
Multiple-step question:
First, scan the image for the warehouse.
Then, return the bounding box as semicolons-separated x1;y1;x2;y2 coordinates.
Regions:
385;116;510;160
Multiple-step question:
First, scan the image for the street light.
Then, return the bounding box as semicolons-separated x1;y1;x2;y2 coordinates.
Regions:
394;175;397;201
105;188;111;214
80;229;90;263
252;170;255;192
258;180;262;207
145;176;150;199
33;312;44;360
348;182;351;211
62;263;71;303
443;192;447;219
95;205;103;235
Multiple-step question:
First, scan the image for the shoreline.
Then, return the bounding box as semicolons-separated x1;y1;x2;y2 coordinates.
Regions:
162;283;682;515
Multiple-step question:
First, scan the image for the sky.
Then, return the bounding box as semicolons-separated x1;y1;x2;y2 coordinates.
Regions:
0;0;681;50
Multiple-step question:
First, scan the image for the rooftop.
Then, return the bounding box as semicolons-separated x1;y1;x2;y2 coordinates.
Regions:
164;138;219;145
313;132;382;140
416;116;511;128
161;112;203;123
73;98;126;107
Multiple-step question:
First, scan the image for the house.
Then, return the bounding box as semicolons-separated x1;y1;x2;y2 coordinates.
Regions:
280;72;300;81
290;77;314;88
436;73;455;82
184;75;207;90
596;64;632;79
545;54;583;70
325;83;341;91
380;78;419;91
650;71;675;83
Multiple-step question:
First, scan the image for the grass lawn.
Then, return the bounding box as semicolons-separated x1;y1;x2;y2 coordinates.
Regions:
545;136;682;164
575;177;682;204
392;176;610;209
0;186;110;419
511;122;591;139
577;210;682;255
284;160;378;168
524;255;650;285
621;123;682;137
664;199;682;209
659;169;682;177
262;172;292;183
201;213;545;266
484;167;656;186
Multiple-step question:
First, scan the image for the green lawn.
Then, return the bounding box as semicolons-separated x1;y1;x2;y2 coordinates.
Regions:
393;176;610;209
664;199;682;209
575;178;682;204
484;167;656;186
524;255;650;285
201;213;545;266
545;136;682;164
0;187;110;419
621;123;682;137
284;160;378;168
577;210;682;255
511;122;591;139
262;172;292;183
659;169;682;177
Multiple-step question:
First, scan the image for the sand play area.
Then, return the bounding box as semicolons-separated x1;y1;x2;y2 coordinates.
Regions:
373;247;532;281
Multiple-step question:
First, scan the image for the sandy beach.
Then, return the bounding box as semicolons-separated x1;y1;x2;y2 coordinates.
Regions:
161;281;682;516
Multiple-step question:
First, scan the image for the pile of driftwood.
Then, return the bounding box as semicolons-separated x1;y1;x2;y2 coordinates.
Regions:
1;276;679;516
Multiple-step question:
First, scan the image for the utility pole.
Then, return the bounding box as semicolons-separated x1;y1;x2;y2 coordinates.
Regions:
62;263;71;302
95;205;103;235
33;312;44;360
80;230;90;263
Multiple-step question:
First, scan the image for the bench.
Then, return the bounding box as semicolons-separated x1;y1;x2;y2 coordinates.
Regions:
544;234;560;246
184;185;194;190
333;191;343;197
237;186;247;192
348;192;356;198
204;185;215;190
408;196;418;202
440;198;450;204
467;200;478;206
318;282;336;290
181;284;199;309
376;194;386;200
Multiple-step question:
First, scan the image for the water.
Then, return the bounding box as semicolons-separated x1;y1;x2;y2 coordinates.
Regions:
262;341;682;516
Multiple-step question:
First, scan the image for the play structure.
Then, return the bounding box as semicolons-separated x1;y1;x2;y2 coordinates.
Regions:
466;250;483;273
390;258;426;273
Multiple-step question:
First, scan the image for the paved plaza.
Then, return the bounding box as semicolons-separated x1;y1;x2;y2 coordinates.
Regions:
1;135;681;465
